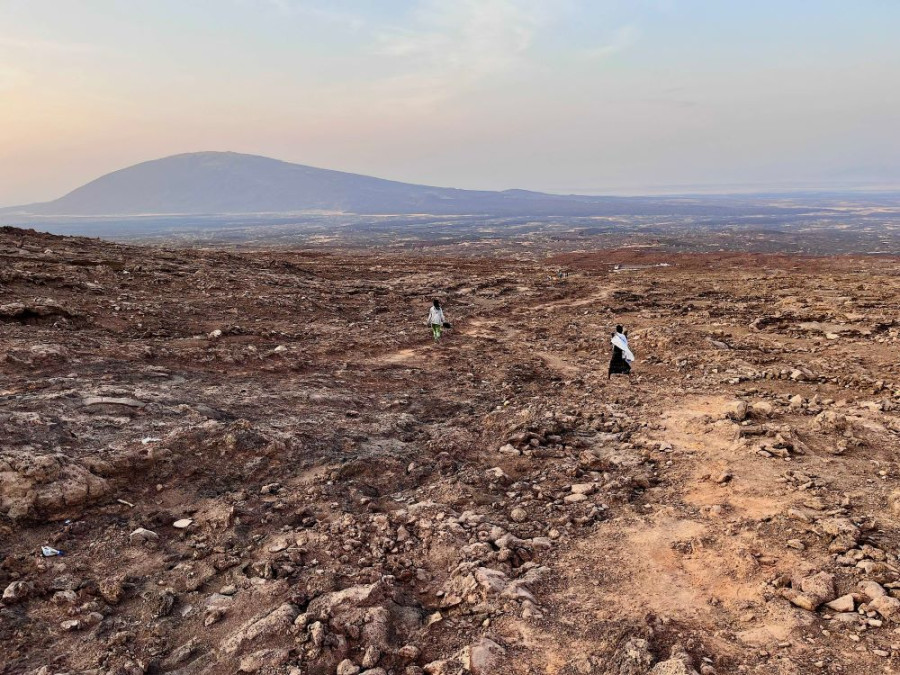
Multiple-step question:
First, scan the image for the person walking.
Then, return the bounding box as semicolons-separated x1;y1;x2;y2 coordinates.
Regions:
426;299;447;342
608;325;635;378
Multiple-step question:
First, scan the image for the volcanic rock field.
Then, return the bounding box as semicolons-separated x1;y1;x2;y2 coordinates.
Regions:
2;225;900;675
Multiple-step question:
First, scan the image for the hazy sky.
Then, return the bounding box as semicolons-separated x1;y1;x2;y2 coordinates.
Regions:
2;0;899;205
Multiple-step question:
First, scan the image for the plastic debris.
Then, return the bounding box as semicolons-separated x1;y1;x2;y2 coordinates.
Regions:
41;546;63;557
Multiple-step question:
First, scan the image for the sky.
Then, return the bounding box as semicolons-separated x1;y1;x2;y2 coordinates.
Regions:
1;0;899;205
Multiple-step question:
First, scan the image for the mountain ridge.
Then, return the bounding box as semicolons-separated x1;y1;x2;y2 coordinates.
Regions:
0;151;756;219
2;151;601;217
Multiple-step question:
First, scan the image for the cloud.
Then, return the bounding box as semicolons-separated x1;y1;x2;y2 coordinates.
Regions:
371;0;546;108
583;24;640;59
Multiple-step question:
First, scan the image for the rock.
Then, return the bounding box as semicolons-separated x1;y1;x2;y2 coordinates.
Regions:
563;493;587;504
305;576;394;618
360;670;387;675
498;444;520;455
146;589;176;619
820;517;860;542
749;402;773;418
161;639;200;670
399;645;421;661
220;602;299;655
570;483;595;495
650;659;700;675
0;454;112;521
309;620;326;648
130;527;159;543
52;590;77;605
783;571;836;611
82;396;146;408
825;594;855;613
858;580;887;601
789;395;804;409
800;572;835;600
83;611;104;627
173;518;193;529
205;608;226;626
870;595;900;622
361;646;381;668
814;410;847;432
858;561;898;584
239;648;290;672
337;660;361;675
509;508;528;523
473;567;508;595
208;329;223;340
2;581;34;604
485;467;509;482
98;576;126;604
888;489;900;516
60;619;82;631
459;637;505;674
725;400;748;421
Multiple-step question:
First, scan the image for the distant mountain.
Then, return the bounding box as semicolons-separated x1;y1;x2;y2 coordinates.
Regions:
0;151;748;218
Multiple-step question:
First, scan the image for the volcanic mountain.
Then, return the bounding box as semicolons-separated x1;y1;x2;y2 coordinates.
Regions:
2;151;735;217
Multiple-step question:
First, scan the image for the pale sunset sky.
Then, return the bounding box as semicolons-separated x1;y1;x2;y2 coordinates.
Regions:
1;0;899;205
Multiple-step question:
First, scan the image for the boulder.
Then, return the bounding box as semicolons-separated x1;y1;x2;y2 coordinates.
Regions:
870;595;900;622
825;594;855;613
2;581;34;604
857;580;887;601
239;648;290;672
459;638;505;674
220;603;299;655
782;572;835;611
749;401;773;418
725;401;748;422
814;411;847;432
337;660;361;675
650;660;700;675
130;527;159;544
0;453;111;521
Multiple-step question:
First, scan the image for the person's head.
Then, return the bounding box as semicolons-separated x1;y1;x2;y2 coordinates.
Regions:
433;299;441;309
616;325;624;333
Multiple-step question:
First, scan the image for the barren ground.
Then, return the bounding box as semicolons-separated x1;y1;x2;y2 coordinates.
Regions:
2;226;900;675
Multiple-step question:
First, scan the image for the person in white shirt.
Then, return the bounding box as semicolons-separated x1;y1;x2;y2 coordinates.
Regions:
426;299;447;341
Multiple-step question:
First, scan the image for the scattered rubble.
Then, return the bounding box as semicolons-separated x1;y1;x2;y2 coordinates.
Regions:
2;227;900;673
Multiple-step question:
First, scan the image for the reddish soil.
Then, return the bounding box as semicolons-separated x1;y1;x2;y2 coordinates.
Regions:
1;226;899;675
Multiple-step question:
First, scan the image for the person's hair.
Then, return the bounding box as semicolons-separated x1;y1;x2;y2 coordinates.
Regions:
433;299;441;309
616;325;623;333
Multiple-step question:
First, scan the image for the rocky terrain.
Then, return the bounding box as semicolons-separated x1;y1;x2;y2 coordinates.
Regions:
1;225;900;674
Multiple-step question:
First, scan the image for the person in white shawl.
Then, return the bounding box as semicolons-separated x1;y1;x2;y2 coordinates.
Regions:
608;325;634;378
